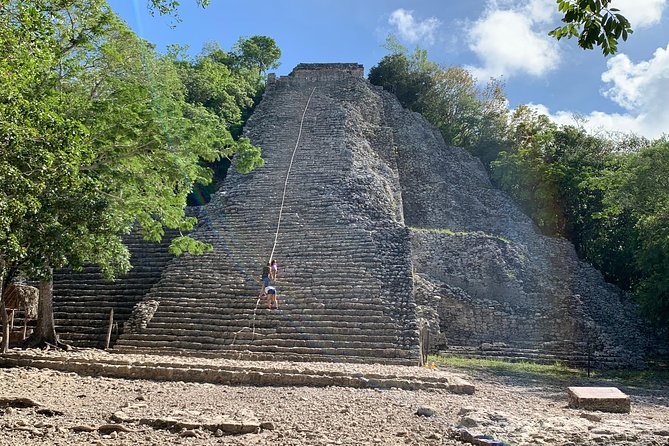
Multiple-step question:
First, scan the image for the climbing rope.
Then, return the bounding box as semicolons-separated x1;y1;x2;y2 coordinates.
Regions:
267;86;317;264
232;87;317;344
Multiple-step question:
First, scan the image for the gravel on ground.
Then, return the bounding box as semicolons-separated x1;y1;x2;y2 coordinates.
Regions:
1;350;668;446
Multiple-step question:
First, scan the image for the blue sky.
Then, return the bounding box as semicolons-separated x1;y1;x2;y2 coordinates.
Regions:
109;0;669;138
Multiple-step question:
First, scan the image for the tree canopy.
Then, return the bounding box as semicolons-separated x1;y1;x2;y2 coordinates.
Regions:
232;36;282;77
369;47;508;166
550;0;633;55
0;0;269;349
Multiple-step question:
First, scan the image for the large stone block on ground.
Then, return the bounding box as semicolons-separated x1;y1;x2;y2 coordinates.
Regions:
567;387;630;413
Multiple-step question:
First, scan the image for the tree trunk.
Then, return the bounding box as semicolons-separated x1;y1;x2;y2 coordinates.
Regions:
27;268;62;348
0;274;8;353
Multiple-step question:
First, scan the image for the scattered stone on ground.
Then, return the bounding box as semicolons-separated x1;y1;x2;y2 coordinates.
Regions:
0;397;42;409
0;351;668;446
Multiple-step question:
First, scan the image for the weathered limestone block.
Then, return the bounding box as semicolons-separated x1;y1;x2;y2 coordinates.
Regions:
567;387;631;413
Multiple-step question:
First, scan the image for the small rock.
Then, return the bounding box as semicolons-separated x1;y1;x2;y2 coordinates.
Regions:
180;429;199;438
36;408;65;417
489;412;508;423
458;407;476;416
260;421;275;430
591;428;614;435
580;412;602;422
98;424;134;434
71;425;97;432
459;416;479;428
416;407;435;417
214;429;224;437
427;432;442;440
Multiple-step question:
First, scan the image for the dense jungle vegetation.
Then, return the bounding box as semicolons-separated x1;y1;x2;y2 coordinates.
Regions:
369;44;669;334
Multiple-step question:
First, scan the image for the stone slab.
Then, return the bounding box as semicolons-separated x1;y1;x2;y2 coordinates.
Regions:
0;351;476;394
567;387;630;413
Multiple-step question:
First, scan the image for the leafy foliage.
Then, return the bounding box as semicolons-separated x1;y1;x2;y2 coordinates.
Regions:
368;52;435;112
0;0;272;347
492;110;669;331
602;140;669;326
231;36;281;77
147;0;209;17
368;48;508;165
550;0;633;55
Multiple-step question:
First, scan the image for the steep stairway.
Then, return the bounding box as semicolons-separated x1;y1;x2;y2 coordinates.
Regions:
52;231;178;348
113;65;420;364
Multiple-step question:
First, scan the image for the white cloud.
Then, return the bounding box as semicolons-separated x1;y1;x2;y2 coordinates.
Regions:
528;44;669;139
388;9;441;45
466;0;560;79
611;0;667;28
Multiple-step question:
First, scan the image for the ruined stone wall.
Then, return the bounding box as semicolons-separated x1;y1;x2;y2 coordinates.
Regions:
288;63;364;81
263;68;416;330
377;85;651;366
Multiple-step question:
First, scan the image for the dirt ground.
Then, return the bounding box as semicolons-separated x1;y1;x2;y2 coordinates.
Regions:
1;353;669;446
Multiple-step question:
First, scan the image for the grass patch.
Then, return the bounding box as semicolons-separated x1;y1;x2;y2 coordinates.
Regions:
428;354;583;380
429;354;669;388
409;227;511;243
593;367;669;388
410;227;461;236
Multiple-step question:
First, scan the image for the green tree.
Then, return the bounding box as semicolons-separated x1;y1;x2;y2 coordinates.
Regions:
419;67;482;148
0;0;264;349
491;106;644;293
175;43;260;136
550;0;633;55
232;36;281;78
602;140;669;329
368;51;435;112
369;45;508;167
492;106;563;233
0;0;115;349
170;42;266;204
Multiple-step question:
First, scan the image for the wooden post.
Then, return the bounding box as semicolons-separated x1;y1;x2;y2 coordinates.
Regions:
105;308;114;350
22;314;27;340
